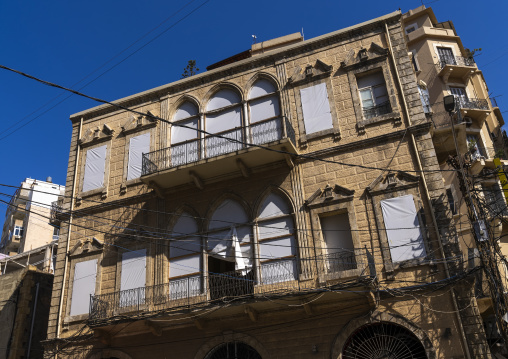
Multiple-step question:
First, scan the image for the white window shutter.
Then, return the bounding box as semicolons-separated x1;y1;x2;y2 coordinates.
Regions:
83;145;107;192
380;195;426;262
70;259;97;316
300;83;333;134
127;133;150;180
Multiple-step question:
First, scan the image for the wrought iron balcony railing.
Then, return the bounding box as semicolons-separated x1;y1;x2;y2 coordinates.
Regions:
456;97;489;111
142;117;296;176
438;55;475;70
89;250;367;323
362;101;392;120
490;97;499;108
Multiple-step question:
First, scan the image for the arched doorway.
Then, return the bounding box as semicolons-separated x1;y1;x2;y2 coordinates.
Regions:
205;341;262;359
342;322;427;359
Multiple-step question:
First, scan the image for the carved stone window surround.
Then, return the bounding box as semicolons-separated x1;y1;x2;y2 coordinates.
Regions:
78;140;112;201
342;44;401;133
305;184;363;282
366;172;433;275
64;241;103;323
288;60;341;147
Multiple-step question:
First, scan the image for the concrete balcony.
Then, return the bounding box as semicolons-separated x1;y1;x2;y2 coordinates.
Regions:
437;55;476;83
431;114;467;162
141;117;298;190
406;25;457;45
88;250;369;326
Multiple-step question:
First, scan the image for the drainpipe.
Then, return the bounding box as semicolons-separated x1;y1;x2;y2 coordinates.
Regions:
56;117;83;346
384;22;471;359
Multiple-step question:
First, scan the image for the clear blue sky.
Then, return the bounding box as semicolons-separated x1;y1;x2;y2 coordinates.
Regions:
0;0;507;216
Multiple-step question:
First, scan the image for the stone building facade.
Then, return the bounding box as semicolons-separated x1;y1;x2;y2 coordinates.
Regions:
44;10;491;358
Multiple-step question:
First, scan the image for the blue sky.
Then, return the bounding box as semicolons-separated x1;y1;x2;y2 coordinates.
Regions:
0;0;507;216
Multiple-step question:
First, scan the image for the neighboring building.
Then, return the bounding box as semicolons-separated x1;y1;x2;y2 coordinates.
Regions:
0;265;54;359
44;9;497;359
0;178;65;256
402;6;508;352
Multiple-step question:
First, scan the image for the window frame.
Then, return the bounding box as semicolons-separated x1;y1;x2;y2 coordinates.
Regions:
347;62;401;132
292;76;340;146
367;174;432;273
79;140;112;198
65;254;102;323
404;23;418;35
305;185;362;281
255;192;299;284
121;128;155;190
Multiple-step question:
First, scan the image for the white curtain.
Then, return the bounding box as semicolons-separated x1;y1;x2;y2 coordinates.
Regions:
249;79;276;99
300;83;333;134
206;107;241;134
83;145;107;192
127;133;150;180
207;89;241;111
121;249;146;291
70;259;97;316
380;195;426;262
174;102;198;121
249;96;280;123
171;118;198;144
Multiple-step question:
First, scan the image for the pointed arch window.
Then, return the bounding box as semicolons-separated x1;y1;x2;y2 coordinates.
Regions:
171;102;200;166
169;212;202;299
205;89;243;157
257;193;297;284
248;79;281;145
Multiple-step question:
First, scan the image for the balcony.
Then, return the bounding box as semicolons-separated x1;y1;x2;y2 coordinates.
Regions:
362;101;391;120
89;250;369;326
438;55;476;82
456;97;490;124
431;113;467;162
141;117;298;189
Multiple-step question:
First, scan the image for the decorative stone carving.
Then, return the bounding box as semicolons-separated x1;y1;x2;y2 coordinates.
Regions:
341;42;389;70
78;124;115;146
69;237;103;257
305;184;355;208
288;59;333;85
366;171;420;195
121;110;158;134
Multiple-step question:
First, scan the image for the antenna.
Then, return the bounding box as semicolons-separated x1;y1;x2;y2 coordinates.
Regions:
301;27;304;40
252;35;257;44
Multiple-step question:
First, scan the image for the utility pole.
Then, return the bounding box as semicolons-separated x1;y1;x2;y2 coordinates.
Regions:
444;95;508;346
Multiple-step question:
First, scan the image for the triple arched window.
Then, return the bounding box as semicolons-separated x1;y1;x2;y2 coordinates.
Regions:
170;78;281;166
167;192;297;298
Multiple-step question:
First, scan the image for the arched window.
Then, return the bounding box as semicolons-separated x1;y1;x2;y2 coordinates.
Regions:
342;322;427;359
207;199;254;298
205;342;262;359
171;101;200;166
205;89;243;157
169;212;202;299
257;193;297;284
248;78;281;144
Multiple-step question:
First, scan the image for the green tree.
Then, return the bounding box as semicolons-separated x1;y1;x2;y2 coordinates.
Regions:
181;60;199;78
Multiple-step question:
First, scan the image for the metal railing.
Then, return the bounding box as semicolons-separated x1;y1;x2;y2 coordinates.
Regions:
142;117;296;176
491;97;499;108
362;101;392;119
456;97;489;111
438;55;475;70
89;251;368;322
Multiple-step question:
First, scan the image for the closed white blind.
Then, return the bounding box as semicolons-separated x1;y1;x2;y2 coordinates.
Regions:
121;249;146;291
70;259;97;316
127;133;150;180
300;83;333;134
83;145;107;192
380;195;426;262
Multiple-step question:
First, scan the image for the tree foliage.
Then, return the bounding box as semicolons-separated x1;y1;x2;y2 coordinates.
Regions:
181;60;200;78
